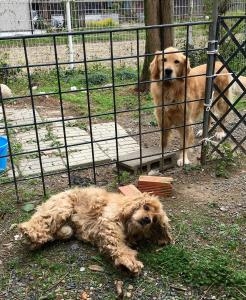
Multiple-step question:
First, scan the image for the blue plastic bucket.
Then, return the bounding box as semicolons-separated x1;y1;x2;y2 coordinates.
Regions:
0;136;8;172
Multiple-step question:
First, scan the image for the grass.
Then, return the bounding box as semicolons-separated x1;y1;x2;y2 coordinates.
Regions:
6;64;152;119
1;189;245;299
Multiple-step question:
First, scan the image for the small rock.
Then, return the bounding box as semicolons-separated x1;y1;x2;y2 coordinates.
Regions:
148;169;162;176
88;264;104;272
70;86;77;91
70;242;80;250
219;206;228;212
79;267;85;272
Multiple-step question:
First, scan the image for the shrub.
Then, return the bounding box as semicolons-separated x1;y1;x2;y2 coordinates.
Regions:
86;18;117;29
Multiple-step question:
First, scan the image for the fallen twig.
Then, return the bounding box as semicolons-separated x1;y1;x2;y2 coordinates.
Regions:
199;283;214;300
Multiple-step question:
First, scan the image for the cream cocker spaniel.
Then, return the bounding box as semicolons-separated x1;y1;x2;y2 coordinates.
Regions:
18;186;172;275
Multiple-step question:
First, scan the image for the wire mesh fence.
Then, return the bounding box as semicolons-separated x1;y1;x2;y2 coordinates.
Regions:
0;14;245;201
0;0;246;66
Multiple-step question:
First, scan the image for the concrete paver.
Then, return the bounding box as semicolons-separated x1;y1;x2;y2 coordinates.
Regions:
0;109;174;178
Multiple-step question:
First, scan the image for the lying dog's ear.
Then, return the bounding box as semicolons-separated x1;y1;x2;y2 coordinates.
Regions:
120;198;142;220
149;51;161;80
151;212;172;246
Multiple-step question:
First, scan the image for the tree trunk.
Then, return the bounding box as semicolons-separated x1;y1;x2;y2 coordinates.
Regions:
138;0;174;92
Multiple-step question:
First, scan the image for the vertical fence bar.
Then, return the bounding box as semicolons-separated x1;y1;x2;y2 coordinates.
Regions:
23;37;46;196
53;35;71;186
82;33;97;184
201;0;219;165
66;0;74;69
136;29;143;171
0;88;19;201
109;31;120;182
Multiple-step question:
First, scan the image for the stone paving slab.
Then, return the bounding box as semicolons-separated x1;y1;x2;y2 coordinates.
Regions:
1;112;166;177
19;156;66;176
1;108;42;126
89;122;140;159
14;127;54;153
64;146;109;168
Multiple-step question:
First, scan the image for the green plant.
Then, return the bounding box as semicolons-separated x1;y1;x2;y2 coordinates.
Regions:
215;142;236;178
86;18;117;29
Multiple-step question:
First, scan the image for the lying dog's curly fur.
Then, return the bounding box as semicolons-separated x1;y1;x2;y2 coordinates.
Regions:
18;186;172;275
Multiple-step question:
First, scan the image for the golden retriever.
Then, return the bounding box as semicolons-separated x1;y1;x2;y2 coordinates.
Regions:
150;46;233;166
18;186;172;275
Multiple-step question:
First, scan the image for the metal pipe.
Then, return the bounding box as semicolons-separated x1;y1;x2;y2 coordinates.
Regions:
66;0;74;69
201;0;219;164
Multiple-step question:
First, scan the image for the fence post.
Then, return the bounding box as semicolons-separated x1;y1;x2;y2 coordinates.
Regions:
201;0;219;164
66;0;74;69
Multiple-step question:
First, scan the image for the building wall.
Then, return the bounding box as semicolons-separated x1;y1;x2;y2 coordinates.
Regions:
0;0;31;32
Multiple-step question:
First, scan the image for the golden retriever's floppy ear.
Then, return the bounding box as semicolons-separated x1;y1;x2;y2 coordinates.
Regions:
179;55;191;79
149;51;161;80
151;211;172;245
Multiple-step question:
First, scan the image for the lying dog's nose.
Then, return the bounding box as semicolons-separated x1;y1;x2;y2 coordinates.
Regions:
139;217;151;226
165;68;173;78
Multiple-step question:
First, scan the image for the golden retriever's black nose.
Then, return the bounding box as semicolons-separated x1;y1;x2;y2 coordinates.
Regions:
139;217;151;226
165;68;173;78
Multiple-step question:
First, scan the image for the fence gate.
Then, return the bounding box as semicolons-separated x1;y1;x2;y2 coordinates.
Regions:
202;15;246;161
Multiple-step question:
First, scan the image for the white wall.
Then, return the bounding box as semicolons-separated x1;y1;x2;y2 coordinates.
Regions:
0;0;31;32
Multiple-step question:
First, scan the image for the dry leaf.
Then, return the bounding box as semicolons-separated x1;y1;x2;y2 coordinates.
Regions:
80;291;90;300
115;280;124;299
88;264;104;272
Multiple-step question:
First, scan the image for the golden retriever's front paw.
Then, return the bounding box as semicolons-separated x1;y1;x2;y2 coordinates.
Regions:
215;131;226;140
196;129;203;137
177;157;191;167
115;255;144;275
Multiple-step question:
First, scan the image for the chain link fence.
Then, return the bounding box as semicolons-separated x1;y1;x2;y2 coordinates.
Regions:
0;0;245;67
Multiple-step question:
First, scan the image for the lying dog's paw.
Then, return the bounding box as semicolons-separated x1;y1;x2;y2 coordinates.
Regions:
115;255;144;275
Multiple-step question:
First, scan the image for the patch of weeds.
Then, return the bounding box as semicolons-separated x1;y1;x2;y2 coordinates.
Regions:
141;244;245;288
183;164;202;173
107;170;136;190
0;191;17;213
235;98;246;110
66;120;87;130
214;142;237;178
11;140;23;154
115;67;137;82
87;72;109;86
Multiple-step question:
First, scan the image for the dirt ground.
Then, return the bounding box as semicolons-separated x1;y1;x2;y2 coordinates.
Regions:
0;158;245;299
0;94;245;299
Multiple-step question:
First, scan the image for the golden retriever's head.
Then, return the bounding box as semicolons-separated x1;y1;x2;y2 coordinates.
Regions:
121;194;172;246
149;47;191;82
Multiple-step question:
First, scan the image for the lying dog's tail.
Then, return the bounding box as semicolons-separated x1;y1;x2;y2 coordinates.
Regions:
231;75;246;96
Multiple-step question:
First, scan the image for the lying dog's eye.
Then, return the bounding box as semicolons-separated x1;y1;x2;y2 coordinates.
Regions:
174;60;180;64
143;204;150;211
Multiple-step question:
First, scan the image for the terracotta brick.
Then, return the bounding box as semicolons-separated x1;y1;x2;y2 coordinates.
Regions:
137;176;173;197
118;184;142;197
138;175;173;183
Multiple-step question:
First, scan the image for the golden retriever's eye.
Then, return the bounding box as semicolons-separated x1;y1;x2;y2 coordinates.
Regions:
174;60;180;64
163;58;167;62
143;204;150;211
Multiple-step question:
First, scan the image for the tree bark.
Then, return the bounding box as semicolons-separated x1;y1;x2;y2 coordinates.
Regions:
138;0;174;92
